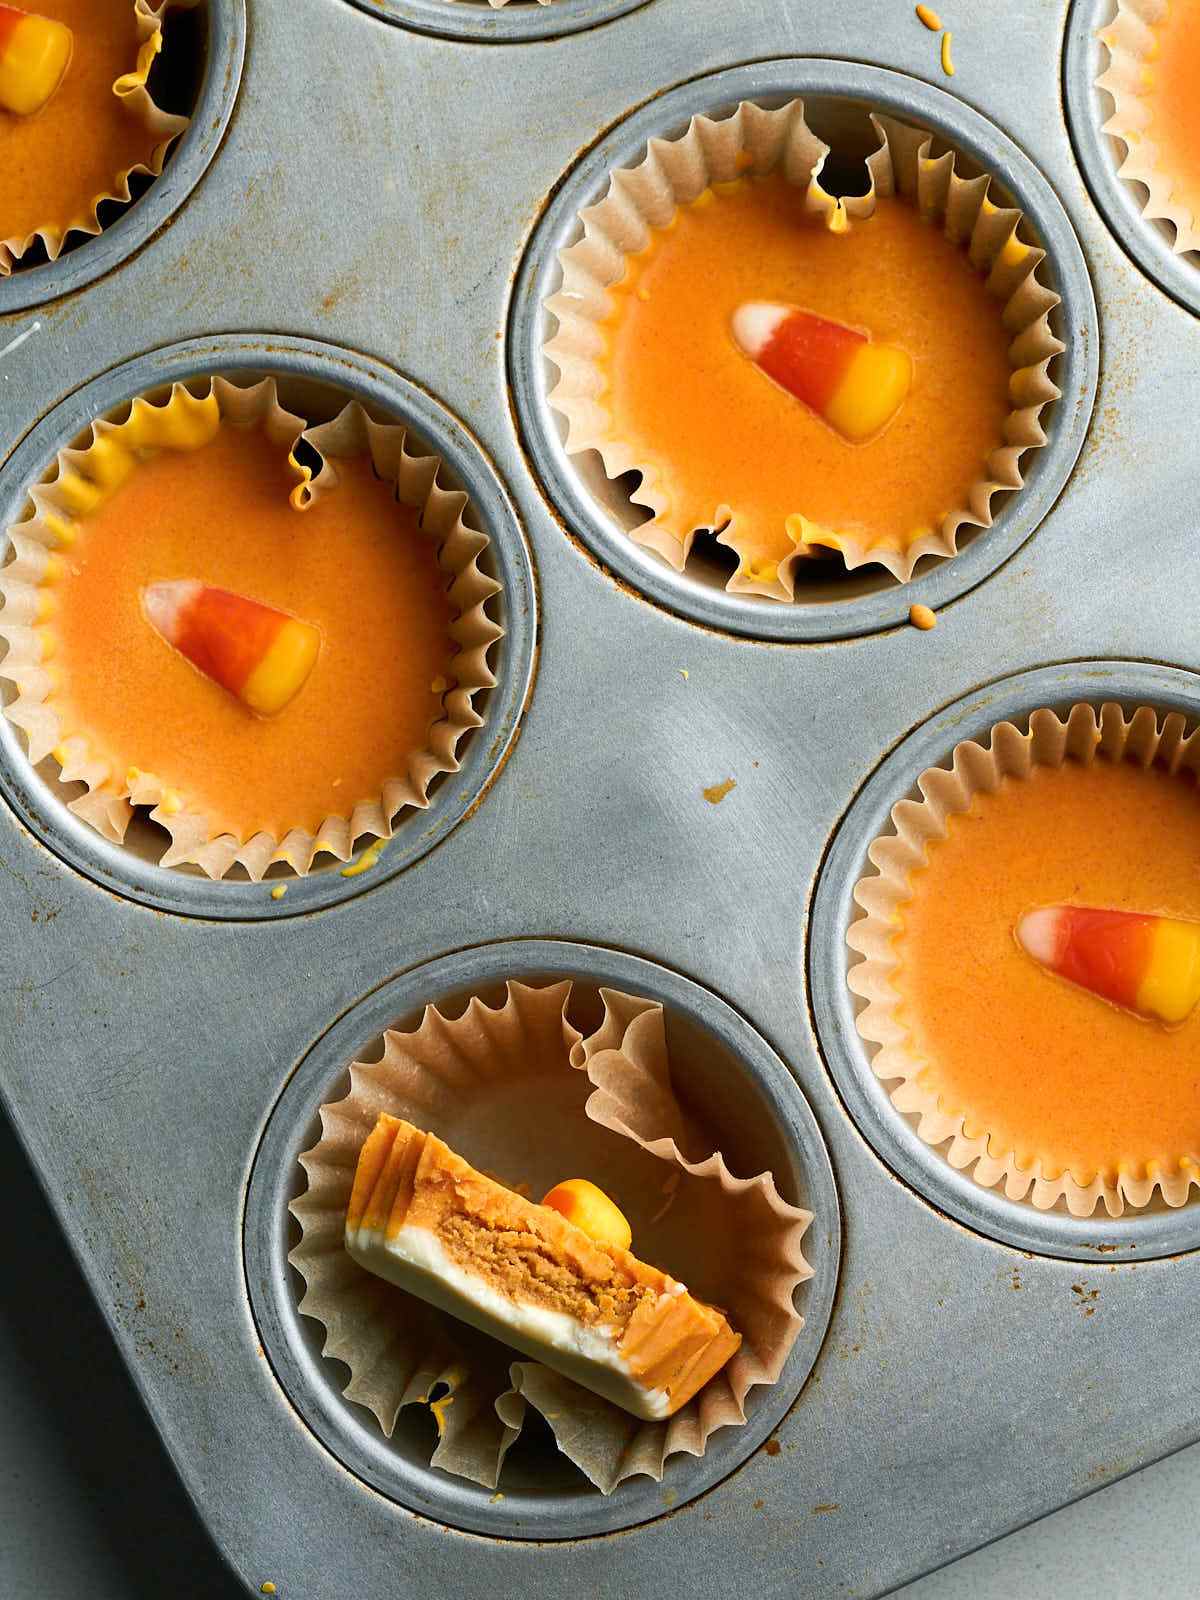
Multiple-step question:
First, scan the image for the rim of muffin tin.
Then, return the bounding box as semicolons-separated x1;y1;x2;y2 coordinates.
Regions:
508;57;1099;644
0;333;537;920
0;1;246;316
340;0;653;44
1063;0;1200;318
809;658;1200;1263
243;938;842;1540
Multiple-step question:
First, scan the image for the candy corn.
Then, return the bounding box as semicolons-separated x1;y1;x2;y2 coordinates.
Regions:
0;5;72;117
731;302;913;442
542;1178;633;1250
1016;905;1200;1027
142;581;320;716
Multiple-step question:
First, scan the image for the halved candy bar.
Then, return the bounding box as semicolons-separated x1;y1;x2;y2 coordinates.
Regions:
1016;905;1200;1027
142;581;320;716
732;301;912;443
346;1115;741;1421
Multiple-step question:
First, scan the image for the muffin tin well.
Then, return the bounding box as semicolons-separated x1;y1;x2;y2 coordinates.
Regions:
0;333;536;919
1064;0;1200;317
510;59;1098;643
809;659;1200;1262
244;939;840;1540
0;1;245;314
342;0;653;43
3;0;1200;1595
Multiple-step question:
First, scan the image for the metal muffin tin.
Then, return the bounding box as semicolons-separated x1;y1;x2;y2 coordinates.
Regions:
245;939;840;1539
348;0;653;44
1064;0;1200;319
2;1;1200;1596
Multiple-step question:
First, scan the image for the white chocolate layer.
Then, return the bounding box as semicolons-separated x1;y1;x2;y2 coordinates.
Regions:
346;1219;672;1420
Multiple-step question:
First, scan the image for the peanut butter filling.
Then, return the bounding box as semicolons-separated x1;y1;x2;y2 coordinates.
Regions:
436;1210;654;1328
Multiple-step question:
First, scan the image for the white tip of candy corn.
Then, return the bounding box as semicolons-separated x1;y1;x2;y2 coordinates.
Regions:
731;302;789;359
1015;907;1061;967
141;579;200;645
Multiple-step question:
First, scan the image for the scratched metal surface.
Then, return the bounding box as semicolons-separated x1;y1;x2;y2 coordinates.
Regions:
1;0;1199;1597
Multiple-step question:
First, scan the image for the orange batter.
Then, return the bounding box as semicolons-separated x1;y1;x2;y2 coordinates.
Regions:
46;426;456;842
893;758;1200;1186
599;179;1014;576
0;0;168;252
1140;1;1200;224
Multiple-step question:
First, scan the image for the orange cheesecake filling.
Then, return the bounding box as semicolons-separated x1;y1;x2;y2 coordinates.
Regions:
893;758;1200;1184
598;179;1013;574
1139;1;1200;227
44;424;456;841
0;0;166;250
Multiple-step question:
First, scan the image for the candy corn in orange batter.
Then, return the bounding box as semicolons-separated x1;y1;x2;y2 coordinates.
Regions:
0;4;72;115
1017;906;1200;1028
142;581;321;717
894;757;1200;1187
596;180;1013;575
0;0;179;267
732;302;912;443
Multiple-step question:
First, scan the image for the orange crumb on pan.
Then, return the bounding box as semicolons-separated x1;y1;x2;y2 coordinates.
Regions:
703;777;736;804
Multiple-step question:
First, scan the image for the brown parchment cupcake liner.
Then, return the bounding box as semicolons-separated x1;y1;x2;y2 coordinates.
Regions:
289;981;813;1493
848;702;1200;1218
0;376;502;879
1096;0;1200;256
545;100;1063;597
0;0;195;277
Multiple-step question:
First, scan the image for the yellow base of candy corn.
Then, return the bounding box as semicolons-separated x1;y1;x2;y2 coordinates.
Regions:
824;342;914;443
241;617;322;717
0;14;73;117
1137;918;1200;1026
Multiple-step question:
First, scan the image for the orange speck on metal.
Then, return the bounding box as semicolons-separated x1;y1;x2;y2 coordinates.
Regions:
703;777;736;804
